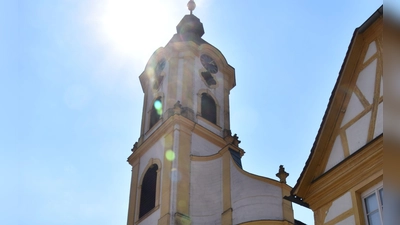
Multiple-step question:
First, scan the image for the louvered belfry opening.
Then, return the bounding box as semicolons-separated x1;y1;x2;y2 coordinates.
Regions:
201;72;217;86
201;93;216;124
149;97;162;128
139;164;158;218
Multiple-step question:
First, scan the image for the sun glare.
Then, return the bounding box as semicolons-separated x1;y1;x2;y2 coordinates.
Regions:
97;0;183;61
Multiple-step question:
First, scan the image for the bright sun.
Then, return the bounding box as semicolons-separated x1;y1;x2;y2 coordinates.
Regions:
97;0;187;61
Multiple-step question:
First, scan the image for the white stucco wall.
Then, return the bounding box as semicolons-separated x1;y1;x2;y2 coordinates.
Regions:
341;92;364;127
230;161;283;224
357;59;377;104
138;138;164;179
324;135;345;172
137;208;161;225
191;133;221;156
324;192;352;223
346;111;371;154
197;119;222;136
190;158;223;224
363;41;377;63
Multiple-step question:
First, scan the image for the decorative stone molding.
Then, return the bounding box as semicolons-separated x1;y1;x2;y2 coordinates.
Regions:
173;101;182;115
232;134;241;146
166;101;195;122
223;129;231;138
276;165;289;183
131;142;138;152
223;132;241;147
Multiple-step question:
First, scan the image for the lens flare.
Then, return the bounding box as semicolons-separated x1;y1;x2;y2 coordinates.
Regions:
178;200;186;208
154;100;162;115
165;150;175;161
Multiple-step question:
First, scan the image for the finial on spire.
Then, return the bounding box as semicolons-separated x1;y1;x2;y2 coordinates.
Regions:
187;0;196;15
276;165;289;183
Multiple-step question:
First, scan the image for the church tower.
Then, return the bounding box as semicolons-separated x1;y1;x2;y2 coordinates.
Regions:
127;1;295;225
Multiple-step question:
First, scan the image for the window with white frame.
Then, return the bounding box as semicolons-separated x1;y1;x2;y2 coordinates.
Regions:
362;183;383;225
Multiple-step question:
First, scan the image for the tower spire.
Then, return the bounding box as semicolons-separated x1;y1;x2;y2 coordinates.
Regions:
175;0;204;40
187;0;196;15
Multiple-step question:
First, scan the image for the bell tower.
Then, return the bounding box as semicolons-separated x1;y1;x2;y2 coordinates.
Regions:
137;3;235;143
127;1;295;225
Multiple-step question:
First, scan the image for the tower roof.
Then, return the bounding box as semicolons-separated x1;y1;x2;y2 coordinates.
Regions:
168;14;205;45
176;14;205;37
168;1;206;45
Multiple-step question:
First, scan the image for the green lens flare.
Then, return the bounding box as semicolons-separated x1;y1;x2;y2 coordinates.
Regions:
154;100;162;115
154;100;162;110
165;150;175;161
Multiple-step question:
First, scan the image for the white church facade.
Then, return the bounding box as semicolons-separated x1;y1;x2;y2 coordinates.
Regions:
126;1;295;225
125;2;384;225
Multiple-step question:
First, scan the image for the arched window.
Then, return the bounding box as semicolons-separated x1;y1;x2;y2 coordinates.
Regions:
201;93;217;124
150;97;162;128
139;164;158;218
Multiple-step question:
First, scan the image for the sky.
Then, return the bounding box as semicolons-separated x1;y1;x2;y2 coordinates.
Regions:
2;0;383;225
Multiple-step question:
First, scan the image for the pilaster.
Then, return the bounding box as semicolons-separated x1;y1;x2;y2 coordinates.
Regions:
167;54;179;110
159;131;174;224
127;160;140;225
221;152;232;225
181;52;196;111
